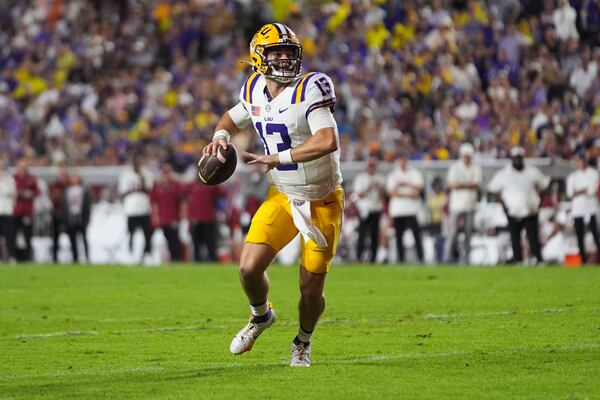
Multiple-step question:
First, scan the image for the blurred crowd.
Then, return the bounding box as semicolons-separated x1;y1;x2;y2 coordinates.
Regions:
1;0;600;170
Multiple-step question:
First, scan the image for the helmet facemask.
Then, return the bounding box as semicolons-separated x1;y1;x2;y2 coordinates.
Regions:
262;44;302;84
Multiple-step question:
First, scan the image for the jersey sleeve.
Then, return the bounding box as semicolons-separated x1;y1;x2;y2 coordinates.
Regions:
228;102;252;129
307;106;337;133
293;72;336;119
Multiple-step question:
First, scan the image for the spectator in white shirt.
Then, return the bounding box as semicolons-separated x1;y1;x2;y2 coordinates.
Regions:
444;143;482;264
0;157;16;262
351;157;385;263
386;153;424;263
553;0;579;41
118;153;155;263
488;147;551;264
569;50;598;98
566;153;600;263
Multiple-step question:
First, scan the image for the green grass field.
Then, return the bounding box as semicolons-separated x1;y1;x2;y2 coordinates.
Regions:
1;264;599;399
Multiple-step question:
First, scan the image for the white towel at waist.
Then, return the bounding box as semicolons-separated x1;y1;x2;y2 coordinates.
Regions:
288;197;328;248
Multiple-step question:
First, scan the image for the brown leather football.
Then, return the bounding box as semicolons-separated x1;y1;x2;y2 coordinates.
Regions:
197;145;237;185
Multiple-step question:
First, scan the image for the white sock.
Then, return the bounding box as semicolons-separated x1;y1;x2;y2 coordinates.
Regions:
250;301;269;316
297;326;313;343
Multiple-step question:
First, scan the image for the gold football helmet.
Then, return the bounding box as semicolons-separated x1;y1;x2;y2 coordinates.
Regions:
249;23;303;83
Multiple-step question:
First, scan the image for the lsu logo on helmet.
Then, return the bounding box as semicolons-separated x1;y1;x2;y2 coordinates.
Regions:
249;23;303;83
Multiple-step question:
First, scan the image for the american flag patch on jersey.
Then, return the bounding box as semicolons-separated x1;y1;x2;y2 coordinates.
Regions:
251;106;261;116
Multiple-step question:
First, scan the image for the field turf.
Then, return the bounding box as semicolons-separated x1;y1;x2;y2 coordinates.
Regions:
1;264;599;399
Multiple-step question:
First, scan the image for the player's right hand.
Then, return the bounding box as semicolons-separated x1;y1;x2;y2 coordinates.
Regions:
202;138;228;157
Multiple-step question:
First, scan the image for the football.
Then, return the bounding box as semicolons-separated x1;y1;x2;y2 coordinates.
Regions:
197;145;237;185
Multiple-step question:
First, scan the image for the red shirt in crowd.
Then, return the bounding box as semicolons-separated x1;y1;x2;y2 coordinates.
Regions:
186;182;227;223
150;179;185;226
13;172;40;217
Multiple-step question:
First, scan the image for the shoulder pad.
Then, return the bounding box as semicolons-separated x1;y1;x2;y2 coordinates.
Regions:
291;72;335;105
240;72;261;103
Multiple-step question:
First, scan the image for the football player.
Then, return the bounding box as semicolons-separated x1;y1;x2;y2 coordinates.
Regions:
202;23;343;367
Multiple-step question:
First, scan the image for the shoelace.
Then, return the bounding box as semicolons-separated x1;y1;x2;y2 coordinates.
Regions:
293;344;308;361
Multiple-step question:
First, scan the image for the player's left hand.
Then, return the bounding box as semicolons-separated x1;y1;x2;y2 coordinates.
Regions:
241;151;280;172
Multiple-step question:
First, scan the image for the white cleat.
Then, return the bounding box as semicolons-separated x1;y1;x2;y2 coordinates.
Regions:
229;306;275;355
290;342;311;367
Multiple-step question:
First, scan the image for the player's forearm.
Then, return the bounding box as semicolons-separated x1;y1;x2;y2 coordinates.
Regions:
289;127;337;163
215;112;241;138
205;112;242;156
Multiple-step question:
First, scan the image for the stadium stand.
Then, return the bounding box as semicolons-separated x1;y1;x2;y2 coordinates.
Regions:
1;0;599;166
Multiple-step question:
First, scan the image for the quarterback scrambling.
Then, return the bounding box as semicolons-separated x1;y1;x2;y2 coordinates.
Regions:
202;23;344;367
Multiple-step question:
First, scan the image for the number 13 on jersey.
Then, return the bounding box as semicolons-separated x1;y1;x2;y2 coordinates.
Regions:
255;122;298;171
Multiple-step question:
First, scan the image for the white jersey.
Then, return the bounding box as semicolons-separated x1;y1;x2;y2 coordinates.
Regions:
230;72;342;193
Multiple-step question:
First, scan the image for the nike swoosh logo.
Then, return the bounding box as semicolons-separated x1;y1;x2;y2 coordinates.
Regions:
279;108;289;113
324;199;336;205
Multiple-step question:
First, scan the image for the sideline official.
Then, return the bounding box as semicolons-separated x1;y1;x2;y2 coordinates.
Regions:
352;157;385;263
488;147;550;264
444;143;481;264
386;152;425;263
566;153;600;263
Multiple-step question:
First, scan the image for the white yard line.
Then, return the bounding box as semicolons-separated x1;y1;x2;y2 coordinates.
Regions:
10;325;232;340
424;307;587;320
2;342;599;382
5;306;597;341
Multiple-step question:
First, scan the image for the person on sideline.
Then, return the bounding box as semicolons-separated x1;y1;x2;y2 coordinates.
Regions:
351;157;385;263
443;143;481;264
49;163;69;263
13;158;39;262
185;180;227;262
150;164;186;262
118;153;154;264
63;174;91;263
386;152;425;263
488;146;550;264
0;157;16;263
202;23;343;366
426;176;447;264
566;152;600;263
